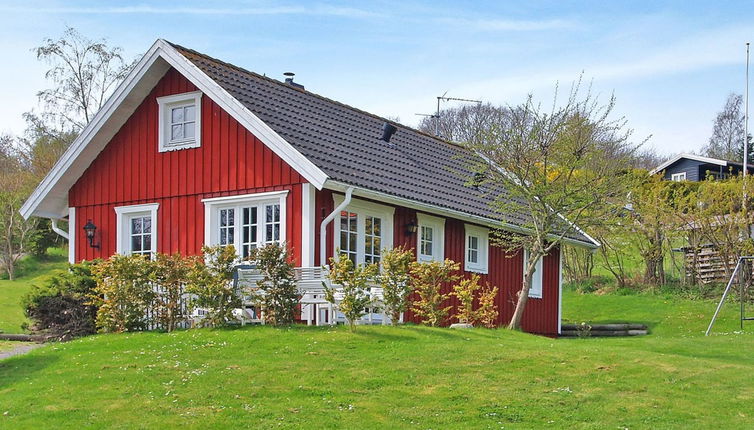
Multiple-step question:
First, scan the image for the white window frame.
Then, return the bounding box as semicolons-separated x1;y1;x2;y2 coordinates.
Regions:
670;172;686;182
464;224;489;274
417;213;445;262
203;191;288;258
333;196;394;265
115;203;159;256
523;250;544;299
157;91;202;152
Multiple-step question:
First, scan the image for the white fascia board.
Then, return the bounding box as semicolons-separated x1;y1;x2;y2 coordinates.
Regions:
20;40;170;220
650;153;728;175
156;40;328;189
323;180;600;249
21;39;328;221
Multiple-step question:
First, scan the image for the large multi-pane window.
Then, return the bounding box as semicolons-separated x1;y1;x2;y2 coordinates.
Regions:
334;197;394;265
115;203;159;257
203;191;288;259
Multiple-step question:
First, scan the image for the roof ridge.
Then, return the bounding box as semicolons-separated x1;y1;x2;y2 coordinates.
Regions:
165;40;469;151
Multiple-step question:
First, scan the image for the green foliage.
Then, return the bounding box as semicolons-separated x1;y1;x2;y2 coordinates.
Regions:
27;219;65;259
325;254;378;332
249;242;298;325
410;259;460;327
377;246;414;325
186;245;241;328
91;254;155;332
151;253;194;332
451;273;499;327
22;261;98;338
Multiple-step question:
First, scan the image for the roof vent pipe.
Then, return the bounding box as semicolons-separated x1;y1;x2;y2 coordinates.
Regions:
381;122;397;142
283;72;305;90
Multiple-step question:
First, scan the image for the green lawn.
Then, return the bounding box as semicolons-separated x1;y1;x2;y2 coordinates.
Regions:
0;248;68;334
1;288;752;429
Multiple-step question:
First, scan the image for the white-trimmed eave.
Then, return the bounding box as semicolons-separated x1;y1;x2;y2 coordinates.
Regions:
323;180;600;249
650;153;728;175
21;38;328;220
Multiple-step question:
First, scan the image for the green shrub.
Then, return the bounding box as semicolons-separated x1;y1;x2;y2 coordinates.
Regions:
249;242;298;325
410;259;460;327
186;245;241;327
22;261;98;338
378;246;414;325
152;253;194;332
92;254;155;332
325;254;378;332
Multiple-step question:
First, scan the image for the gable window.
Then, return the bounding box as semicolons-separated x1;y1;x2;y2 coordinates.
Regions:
464;224;489;274
115;203;159;257
203;191;288;258
417;213;445;262
524;250;544;298
670;172;686;182
157;91;202;152
333;196;394;265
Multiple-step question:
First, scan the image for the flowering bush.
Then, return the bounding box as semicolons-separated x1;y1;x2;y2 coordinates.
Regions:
186;245;240;327
151;253;194;332
92;254;154;332
378;246;414;325
451;274;499;327
410;259;460;327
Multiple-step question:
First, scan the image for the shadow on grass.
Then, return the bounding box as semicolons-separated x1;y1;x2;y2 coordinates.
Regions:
0;353;58;389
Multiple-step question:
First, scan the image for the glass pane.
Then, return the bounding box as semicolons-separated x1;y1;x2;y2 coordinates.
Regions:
365;241;372;256
349;213;357;232
274;204;280;222
374;237;381;252
220;229;227;244
185;105;195;121
349;231;357;252
365;217;372;234
131;218;142;234
242;225;250;243
143;217;151;234
251;207;257;224
171;124;183;140
228;209;234;225
184;122;195;139
251;226;257;244
132;235;141;252
242;245;249;258
273;225;280;241
340;211;348;230
143;234;151;251
220;210;227;226
171;107;184;122
266;224;273;242
373;217;381;235
243;207;250;225
340;232;347;249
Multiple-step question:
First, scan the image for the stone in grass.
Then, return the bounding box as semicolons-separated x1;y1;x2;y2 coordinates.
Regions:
450;323;474;329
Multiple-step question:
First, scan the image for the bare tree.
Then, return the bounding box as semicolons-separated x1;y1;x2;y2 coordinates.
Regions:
35;27;135;132
0;135;39;280
702;93;751;162
467;81;637;330
418;103;508;143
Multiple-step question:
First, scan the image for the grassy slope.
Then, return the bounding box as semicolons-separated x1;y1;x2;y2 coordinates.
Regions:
0;249;68;334
1;289;753;429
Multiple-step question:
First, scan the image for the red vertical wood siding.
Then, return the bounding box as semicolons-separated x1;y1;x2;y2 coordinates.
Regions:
69;68;306;265
314;190;561;335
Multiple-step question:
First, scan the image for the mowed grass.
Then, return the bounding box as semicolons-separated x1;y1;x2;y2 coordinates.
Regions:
1;288;753;429
0;248;68;334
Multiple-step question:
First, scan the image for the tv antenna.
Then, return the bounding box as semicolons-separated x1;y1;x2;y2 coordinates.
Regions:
415;91;482;136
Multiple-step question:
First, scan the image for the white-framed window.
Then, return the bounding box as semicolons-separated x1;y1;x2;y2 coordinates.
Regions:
115;203;159;256
670;172;686;182
464;224;489;274
333;196;394;265
524;250;544;299
203;191;288;258
417;213;445;262
157;91;202;152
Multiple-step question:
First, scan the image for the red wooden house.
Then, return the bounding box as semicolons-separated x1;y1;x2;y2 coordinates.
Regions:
21;40;598;335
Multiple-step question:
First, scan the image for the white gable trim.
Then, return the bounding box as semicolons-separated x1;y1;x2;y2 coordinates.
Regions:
21;39;328;220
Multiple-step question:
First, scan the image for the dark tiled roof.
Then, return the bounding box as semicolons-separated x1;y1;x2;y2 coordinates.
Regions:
171;43;594;246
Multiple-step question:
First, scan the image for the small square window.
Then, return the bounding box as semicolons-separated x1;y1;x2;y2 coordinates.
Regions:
157;91;202;152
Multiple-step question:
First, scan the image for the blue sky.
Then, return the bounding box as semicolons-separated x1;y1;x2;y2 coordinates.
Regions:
1;1;753;157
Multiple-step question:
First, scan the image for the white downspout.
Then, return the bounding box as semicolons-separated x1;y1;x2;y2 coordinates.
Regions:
319;187;354;267
51;218;69;241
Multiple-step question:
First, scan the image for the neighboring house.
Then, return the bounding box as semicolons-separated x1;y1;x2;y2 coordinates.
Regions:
651;153;754;182
20;40;598;335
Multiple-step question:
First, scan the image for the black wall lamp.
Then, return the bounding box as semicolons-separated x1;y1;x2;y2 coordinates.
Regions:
405;220;418;236
83;219;99;249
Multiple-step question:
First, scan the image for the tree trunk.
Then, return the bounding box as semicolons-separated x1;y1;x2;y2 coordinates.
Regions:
508;254;539;330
